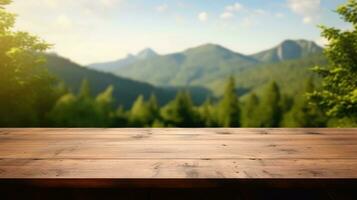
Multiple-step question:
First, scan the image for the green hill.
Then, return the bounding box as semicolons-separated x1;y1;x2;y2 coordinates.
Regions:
45;39;327;108
114;43;258;87
111;40;326;98
89;48;159;72
209;53;327;97
45;54;211;108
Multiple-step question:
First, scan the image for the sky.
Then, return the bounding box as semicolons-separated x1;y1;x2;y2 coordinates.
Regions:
8;0;349;65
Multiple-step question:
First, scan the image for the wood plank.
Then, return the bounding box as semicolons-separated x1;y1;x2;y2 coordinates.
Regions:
0;144;356;159
0;128;356;188
1;128;356;135
0;159;356;179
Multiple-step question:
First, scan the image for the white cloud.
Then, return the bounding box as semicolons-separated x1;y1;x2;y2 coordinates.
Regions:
220;12;234;20
287;0;321;24
220;2;243;21
156;4;168;12
198;12;208;22
226;3;243;12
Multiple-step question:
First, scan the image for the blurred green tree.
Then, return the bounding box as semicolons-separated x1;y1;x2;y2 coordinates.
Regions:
284;78;327;127
217;77;241;127
0;0;56;126
130;95;158;127
309;0;357;124
114;106;128;127
161;91;198;127
49;80;113;127
258;81;282;127
95;85;115;126
199;98;217;127
242;93;260;127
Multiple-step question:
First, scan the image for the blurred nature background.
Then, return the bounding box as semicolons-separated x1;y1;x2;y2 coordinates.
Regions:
0;0;356;127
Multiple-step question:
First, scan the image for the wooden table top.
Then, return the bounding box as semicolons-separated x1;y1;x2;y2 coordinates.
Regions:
0;128;356;188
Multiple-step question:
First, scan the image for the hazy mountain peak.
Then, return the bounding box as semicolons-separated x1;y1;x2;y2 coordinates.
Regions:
88;49;158;72
252;39;323;63
183;43;238;57
136;48;158;60
280;39;319;49
126;53;135;58
188;43;227;51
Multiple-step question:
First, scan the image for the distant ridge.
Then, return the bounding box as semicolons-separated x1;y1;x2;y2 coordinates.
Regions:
87;40;323;78
112;39;323;87
45;53;211;108
88;48;159;72
251;39;323;63
80;39;326;99
114;42;259;86
136;48;158;60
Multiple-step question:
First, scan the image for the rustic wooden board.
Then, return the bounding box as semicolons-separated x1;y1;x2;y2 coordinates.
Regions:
0;128;356;189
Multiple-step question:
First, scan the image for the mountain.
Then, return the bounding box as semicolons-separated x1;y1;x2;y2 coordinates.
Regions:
88;48;158;72
136;48;158;60
208;53;327;97
109;40;326;96
251;39;323;63
59;39;326;106
44;54;211;108
110;39;326;98
114;43;259;87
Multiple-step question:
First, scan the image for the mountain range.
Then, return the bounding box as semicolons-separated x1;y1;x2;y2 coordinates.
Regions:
87;39;325;96
44;39;327;108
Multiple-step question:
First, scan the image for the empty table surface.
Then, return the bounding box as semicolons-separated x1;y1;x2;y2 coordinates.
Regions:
0;128;356;189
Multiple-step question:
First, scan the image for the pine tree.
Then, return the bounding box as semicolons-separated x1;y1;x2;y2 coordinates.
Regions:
199;98;217;127
258;81;282;127
284;78;327;127
147;93;160;123
161;91;198;127
48;93;78;127
217;77;241;127
242;93;260;127
49;85;114;127
114;106;128;127
79;79;91;99
95;85;115;126
129;95;153;126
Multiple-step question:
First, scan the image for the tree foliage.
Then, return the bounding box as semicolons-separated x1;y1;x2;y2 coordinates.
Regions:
161;91;199;127
199;98;217;127
217;77;241;127
49;81;115;127
0;1;56;126
258;81;282;127
309;0;357;123
284;79;327;127
242;93;260;127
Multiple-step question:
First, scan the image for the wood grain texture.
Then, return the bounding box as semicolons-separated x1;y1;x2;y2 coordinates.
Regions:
0;128;356;189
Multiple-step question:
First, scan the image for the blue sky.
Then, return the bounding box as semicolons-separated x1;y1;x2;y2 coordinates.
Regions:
8;0;348;65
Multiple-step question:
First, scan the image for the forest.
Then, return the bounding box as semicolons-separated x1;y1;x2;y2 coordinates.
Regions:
0;0;356;128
